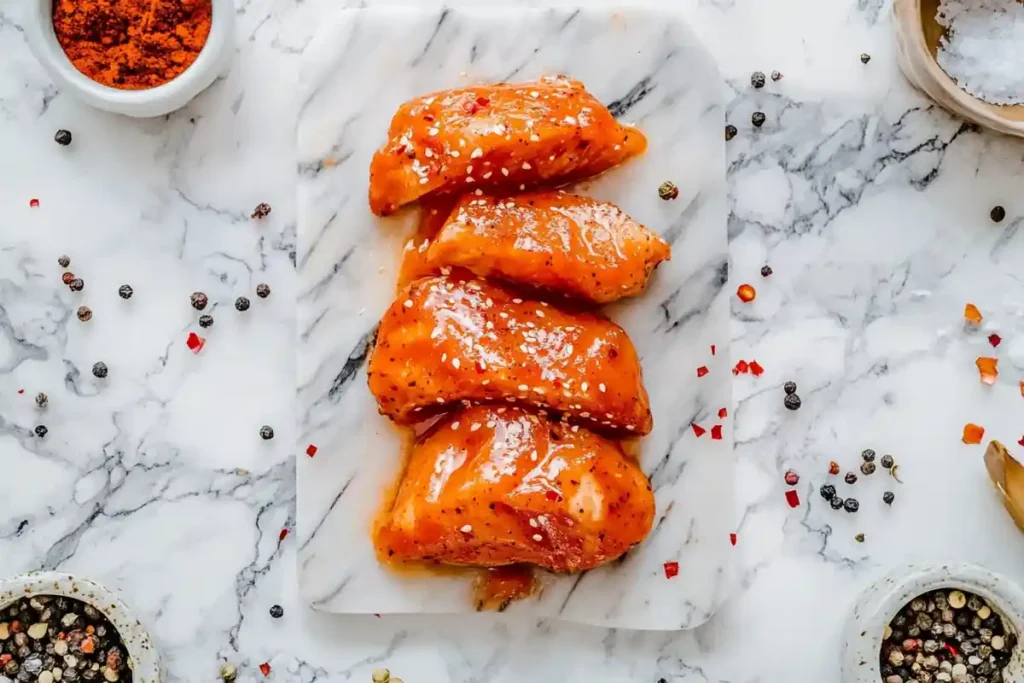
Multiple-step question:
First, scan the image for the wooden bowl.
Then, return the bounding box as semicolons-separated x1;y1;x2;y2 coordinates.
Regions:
894;0;1024;138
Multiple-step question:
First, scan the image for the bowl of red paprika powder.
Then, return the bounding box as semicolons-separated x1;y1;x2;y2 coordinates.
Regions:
25;0;233;117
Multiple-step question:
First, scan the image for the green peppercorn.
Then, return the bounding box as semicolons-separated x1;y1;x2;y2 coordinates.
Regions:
860;461;876;475
658;181;679;201
371;670;390;683
219;664;237;682
855;533;865;542
860;53;871;64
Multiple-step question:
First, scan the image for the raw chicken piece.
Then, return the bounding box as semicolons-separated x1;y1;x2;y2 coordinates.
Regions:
423;191;671;303
375;406;655;572
369;76;646;216
367;275;653;435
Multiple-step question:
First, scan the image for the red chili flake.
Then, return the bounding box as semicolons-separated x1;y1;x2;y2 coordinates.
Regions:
710;344;716;355
663;561;679;579
185;332;206;354
962;423;985;445
0;654;10;665
737;283;756;303
785;489;800;508
749;360;765;377
710;424;723;440
784;470;800;486
29;198;39;208
696;365;709;378
691;423;706;437
964;303;982;325
942;643;959;658
718;407;728;419
989;333;1002;347
279;528;289;542
259;662;271;677
306;444;318;457
829;461;840;475
545;491;561;502
1018;435;1024;447
732;360;749;375
476;96;490;107
729;533;737;546
17;389;24;395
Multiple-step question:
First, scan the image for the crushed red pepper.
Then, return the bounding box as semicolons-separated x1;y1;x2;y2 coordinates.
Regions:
663;561;679;579
785;490;800;508
710;425;723;440
186;332;205;353
718;407;728;419
696;365;709;378
749;360;764;376
691;423;706;437
962;423;985;445
259;662;272;677
729;533;737;546
29;199;39;208
732;360;749;375
989;333;1002;347
710;344;716;355
306;444;318;457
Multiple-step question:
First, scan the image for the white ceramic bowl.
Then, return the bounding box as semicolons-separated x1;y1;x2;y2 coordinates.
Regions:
0;572;160;683
842;563;1024;683
24;0;234;118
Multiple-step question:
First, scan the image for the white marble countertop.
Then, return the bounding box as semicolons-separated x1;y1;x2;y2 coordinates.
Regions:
1;0;1024;681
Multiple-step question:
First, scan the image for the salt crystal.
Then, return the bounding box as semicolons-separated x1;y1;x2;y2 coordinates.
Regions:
936;0;1024;105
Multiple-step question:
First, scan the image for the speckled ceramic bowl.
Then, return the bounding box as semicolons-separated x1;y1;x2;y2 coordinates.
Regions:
0;572;160;683
842;563;1024;683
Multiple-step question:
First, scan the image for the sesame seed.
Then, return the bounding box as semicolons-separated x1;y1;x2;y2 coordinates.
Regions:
571;425;579;432
466;165;473;174
533;387;545;394
599;383;606;392
419;177;429;184
518;384;528;391
626;425;635;431
497;408;506;413
487;421;496;428
482;379;490;385
470;423;481;432
530;450;538;461
452;358;460;369
437;397;446;403
483;172;492;179
441;353;447;362
461;525;473;532
519;184;526;190
428;127;439;136
581;382;589;391
451;422;460;429
466;177;475;183
529;134;540;142
451;150;461;157
532;534;543;541
580;412;590;418
471;148;483;158
404;299;414;308
425;149;433;157
530;91;539;98
513;298;523;304
522;162;532;170
501;168;509;176
529;518;539;528
475;189;483;195
535;310;544;317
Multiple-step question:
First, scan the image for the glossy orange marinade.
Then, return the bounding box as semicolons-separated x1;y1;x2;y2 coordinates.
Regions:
375;406;655;572
368;76;647;216
422;191;671;304
367;274;653;435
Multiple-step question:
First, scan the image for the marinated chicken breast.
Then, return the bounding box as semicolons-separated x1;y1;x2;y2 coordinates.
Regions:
375;406;655;572
369;76;647;216
367;275;653;435
423;191;671;303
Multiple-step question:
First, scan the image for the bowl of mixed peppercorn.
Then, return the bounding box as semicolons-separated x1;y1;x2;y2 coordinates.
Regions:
842;563;1024;683
0;572;159;683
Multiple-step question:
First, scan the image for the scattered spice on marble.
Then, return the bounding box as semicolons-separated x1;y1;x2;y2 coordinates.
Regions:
881;454;894;469
784;381;797;395
269;605;283;618
725;124;737;141
190;292;209;311
883;491;895;505
34;425;47;438
784;470;800;486
964;303;983;325
186;332;205;354
963;423;985;444
710;424;723;440
256;283;271;299
57;256;70;268
785;489;800;508
252;203;272;220
860;53;871;63
845;472;858;485
881;587;1018;683
751;71;766;88
118;285;133;300
77;306;92;322
843;498;859;513
830;496;846;510
990;205;1006;223
260;425;274;440
976;356;998;385
219;664;237;682
718;407;728;419
305;444;318;457
199;315;214;328
92;362;108;379
748;360;764;377
829;461;841;475
737;283;756;302
771;70;783;81
855;533;865;542
663;561;679;579
30;198;39;208
259;662;272;677
696;365;709;378
235;297;250;312
691;423;706;437
784;393;801;410
62;272;75;285
0;594;133;682
69;278;84;292
761;265;773;277
658;181;679;201
54;130;72;146
751;111;766;127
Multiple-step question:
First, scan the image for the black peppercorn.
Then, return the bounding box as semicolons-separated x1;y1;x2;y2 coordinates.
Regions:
860;53;871;64
783;381;797;395
199;314;214;328
269;605;283;618
761;265;773;277
118;284;133;300
860;461;876;475
881;454;894;469
845;472;858;484
260;425;274;440
251;202;272;219
751;111;766;127
69;278;84;292
190;291;209;311
830;496;845;510
34;425;47;438
771;70;782;82
57;255;70;268
990;206;1006;223
92;362;108;379
784;393;801;410
235;297;250;312
54;130;72;146
843;498;859;513
77;306;92;322
861;449;876;462
820;484;836;501
256;283;271;299
35;392;47;408
751;71;766;88
855;533;865;542
725;124;737;141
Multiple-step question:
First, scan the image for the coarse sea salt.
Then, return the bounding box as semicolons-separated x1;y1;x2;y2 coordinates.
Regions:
936;0;1024;105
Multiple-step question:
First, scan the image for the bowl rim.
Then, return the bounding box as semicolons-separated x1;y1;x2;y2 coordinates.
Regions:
0;571;161;683
25;0;234;118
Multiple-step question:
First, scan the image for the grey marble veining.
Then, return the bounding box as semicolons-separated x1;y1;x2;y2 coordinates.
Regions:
296;7;733;629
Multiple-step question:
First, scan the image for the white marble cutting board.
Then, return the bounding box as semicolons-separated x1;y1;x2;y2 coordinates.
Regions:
296;6;733;630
